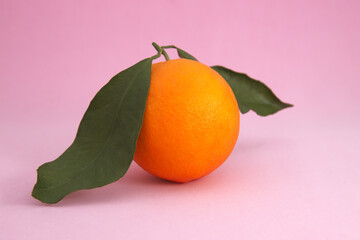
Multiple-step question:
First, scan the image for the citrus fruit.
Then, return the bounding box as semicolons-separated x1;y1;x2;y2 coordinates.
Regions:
134;58;240;182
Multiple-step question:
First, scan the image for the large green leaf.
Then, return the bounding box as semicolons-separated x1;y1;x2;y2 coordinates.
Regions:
32;58;152;204
212;66;293;116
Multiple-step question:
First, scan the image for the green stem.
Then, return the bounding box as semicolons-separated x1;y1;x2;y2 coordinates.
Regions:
161;49;170;61
161;45;177;49
151;42;170;61
152;42;162;53
151;42;162;60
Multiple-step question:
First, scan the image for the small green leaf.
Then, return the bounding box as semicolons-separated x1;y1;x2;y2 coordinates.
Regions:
32;58;152;204
176;47;198;61
212;66;293;116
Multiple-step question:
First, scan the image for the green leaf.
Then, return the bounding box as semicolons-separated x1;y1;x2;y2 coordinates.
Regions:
176;47;198;61
32;58;152;204
212;66;293;116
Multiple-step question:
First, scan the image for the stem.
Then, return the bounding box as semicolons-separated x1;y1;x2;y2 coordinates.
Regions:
150;52;161;60
162;49;170;61
152;42;162;53
161;45;177;49
151;42;170;61
150;42;162;60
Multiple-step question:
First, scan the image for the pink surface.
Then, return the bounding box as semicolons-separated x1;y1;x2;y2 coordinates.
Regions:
1;0;360;239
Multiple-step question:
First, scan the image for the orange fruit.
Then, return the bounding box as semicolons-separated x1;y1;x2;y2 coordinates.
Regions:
134;59;240;182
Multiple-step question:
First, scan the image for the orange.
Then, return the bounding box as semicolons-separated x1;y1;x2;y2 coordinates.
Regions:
134;58;240;182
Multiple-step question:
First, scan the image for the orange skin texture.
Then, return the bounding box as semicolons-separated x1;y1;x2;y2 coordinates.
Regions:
134;59;240;182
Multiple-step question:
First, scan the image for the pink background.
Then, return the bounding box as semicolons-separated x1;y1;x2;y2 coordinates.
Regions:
1;0;360;239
